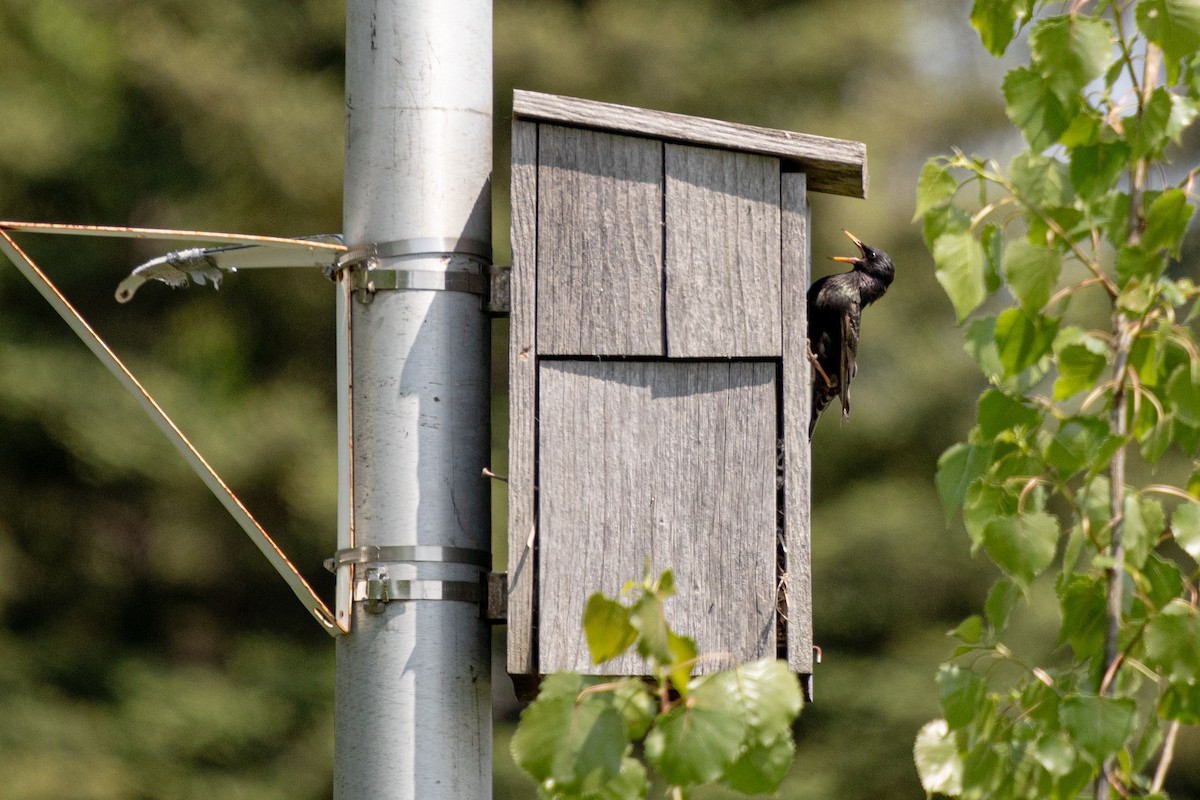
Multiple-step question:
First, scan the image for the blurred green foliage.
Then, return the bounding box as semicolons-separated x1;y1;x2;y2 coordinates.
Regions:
2;1;1192;798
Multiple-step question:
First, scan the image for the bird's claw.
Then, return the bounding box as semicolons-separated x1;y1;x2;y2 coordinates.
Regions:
806;340;835;388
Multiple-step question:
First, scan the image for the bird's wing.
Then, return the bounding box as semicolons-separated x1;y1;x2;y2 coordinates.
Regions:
839;300;861;420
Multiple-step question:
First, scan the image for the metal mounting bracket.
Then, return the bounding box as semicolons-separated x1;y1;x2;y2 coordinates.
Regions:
338;237;492;305
324;544;491;572
345;267;487;300
0;222;351;637
325;546;492;614
337;236;492;266
355;569;482;614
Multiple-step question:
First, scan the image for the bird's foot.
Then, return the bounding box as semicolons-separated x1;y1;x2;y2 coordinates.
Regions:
806;340;835;388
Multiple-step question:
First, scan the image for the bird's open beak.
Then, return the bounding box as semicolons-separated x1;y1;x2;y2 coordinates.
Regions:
830;229;865;263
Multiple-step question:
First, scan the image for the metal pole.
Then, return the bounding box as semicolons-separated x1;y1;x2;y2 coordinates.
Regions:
336;1;492;798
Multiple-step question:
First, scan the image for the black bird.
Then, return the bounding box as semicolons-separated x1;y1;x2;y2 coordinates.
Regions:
807;230;895;436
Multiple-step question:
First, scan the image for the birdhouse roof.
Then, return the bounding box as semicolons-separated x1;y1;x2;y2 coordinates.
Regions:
513;90;868;199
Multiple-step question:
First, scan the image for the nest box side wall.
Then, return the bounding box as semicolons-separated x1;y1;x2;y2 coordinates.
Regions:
507;94;837;680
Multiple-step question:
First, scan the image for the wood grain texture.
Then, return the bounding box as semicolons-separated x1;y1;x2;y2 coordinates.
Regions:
537;360;778;675
514;89;867;198
536;126;664;356
507;120;538;674
664;145;781;357
781;172;813;675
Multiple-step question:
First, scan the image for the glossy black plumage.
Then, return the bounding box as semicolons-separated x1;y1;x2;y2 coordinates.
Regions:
807;231;895;436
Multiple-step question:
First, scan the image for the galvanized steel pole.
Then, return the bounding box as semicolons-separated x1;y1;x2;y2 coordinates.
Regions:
336;1;492;798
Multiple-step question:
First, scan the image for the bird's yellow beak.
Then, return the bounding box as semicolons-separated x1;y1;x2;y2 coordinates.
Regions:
830;229;864;263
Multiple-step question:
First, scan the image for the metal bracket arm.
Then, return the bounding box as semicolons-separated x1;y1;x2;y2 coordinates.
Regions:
0;224;343;637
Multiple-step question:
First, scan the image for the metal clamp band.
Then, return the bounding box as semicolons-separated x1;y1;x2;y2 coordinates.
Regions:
347;268;486;296
324;545;490;573
355;572;482;612
339;237;492;267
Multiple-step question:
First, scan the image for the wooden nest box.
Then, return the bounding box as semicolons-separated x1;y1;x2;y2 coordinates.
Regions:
506;90;867;694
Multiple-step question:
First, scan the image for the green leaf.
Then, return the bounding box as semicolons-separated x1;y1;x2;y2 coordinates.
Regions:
1095;191;1132;244
1008;151;1074;208
937;665;986;729
1059;109;1102;147
552;706;627;792
1137;0;1200;80
923;202;971;250
1059;694;1137;765
665;631;698;697
602;758;650;800
936;441;995;521
630;593;671;667
1130;324;1168;387
1005;239;1062;313
914;159;959;222
1143;188;1195;258
1004;66;1073;150
583;594;638;665
1144;600;1200;682
934;231;987;322
1141;552;1185;611
1160;681;1200;724
914;719;964;796
966;481;1017;550
1030;16;1115;99
978;388;1042;438
512;673;627;790
723;734;794;795
994;308;1059;378
1117;243;1169;285
950;614;984;644
985;578;1021;632
1080;476;1113;535
1172;502;1200;558
654;568;676;597
982;511;1059;590
965;316;1005;379
1122;494;1164;570
1167;363;1200;426
1169;92;1200;141
1045;416;1111;478
719;661;803;794
1070;141;1130;201
1033;734;1078;778
644;672;746;787
1053;329;1108;401
1058;573;1106;658
974;225;1001;297
1126;87;1173;158
1140;411;1173;464
971;0;1033;55
612;679;656;740
728;660;803;735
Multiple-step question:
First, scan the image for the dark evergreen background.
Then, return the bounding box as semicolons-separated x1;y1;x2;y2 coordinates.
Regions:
1;1;1189;797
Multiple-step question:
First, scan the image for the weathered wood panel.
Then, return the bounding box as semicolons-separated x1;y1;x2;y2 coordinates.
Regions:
781;172;813;676
507;120;538;674
537;360;778;674
514;89;867;198
664;145;781;357
536;126;664;356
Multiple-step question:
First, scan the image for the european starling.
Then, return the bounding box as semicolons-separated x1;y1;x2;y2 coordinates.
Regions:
807;230;895;436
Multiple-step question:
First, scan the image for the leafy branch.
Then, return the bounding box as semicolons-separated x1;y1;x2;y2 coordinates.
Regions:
915;1;1200;798
511;568;803;799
